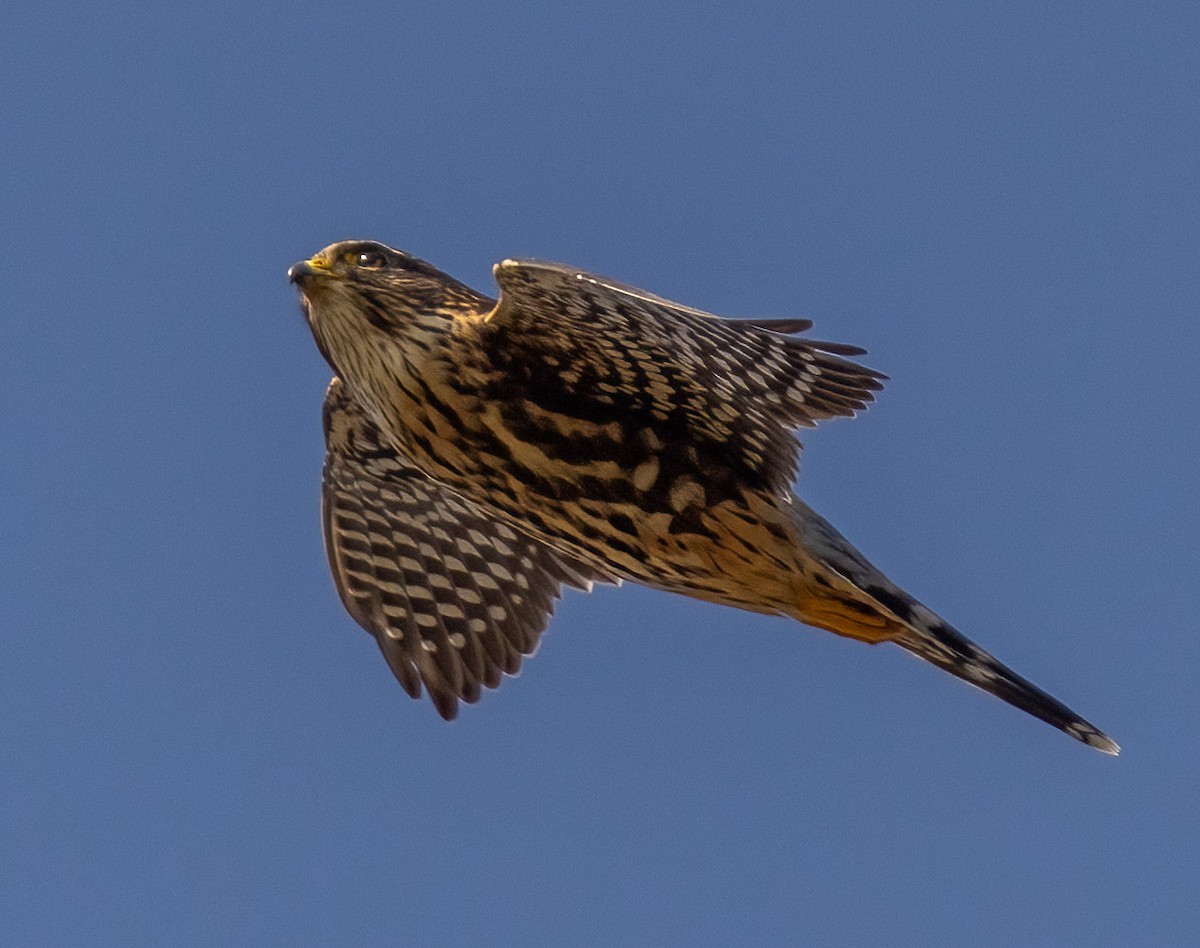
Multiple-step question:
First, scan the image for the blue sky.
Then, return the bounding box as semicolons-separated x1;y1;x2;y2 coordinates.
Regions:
4;2;1198;944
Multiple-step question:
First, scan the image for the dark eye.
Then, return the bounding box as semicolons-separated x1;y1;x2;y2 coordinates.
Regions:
355;250;387;269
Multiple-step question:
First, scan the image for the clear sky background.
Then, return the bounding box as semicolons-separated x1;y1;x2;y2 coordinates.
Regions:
4;3;1198;945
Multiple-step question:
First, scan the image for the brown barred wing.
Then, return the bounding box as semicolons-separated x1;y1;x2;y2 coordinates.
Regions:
487;259;886;495
321;379;613;719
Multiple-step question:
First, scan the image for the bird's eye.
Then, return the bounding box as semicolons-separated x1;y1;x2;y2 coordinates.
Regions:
357;250;386;269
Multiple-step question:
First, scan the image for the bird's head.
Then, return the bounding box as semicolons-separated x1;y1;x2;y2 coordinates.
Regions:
289;240;491;375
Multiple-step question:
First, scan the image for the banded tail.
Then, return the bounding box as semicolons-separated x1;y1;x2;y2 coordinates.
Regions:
793;502;1119;755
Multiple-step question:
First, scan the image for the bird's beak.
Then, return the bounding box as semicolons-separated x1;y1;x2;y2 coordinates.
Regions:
288;255;331;288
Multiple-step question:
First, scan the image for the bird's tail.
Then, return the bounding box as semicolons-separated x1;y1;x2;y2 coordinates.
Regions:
791;501;1119;755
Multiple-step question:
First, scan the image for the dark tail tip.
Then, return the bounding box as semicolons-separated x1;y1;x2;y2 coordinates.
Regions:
896;623;1119;756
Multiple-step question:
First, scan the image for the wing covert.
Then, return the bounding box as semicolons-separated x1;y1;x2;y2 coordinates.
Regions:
485;259;886;493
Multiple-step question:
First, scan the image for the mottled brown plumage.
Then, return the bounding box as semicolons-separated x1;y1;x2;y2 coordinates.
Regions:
322;379;620;718
290;240;1117;754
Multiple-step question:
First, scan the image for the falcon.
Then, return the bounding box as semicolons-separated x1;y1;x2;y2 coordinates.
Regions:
288;240;1118;754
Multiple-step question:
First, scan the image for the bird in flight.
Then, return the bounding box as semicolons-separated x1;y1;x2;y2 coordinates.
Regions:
289;240;1118;754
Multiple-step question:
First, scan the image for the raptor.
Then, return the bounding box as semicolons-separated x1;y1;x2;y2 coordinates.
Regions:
289;240;1117;754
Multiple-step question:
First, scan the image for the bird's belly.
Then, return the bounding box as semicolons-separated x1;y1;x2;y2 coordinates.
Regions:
393;397;807;614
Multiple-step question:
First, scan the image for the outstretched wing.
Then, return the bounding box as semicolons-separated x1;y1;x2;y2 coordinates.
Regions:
321;379;617;719
485;259;886;494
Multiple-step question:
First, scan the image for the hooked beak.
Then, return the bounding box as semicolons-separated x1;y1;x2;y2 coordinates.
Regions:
288;255;332;289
